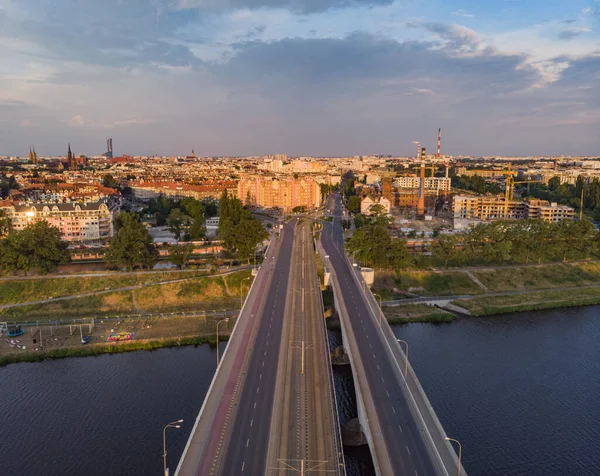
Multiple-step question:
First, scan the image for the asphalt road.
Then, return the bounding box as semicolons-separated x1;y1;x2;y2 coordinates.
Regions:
176;223;294;475
321;193;441;476
267;220;343;475
213;221;295;475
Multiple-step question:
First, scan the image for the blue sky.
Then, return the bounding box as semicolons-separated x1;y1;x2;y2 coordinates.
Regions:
0;0;599;156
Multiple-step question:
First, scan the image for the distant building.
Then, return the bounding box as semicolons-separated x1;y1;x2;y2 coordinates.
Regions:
452;195;574;223
0;201;114;242
238;175;321;212
130;181;236;202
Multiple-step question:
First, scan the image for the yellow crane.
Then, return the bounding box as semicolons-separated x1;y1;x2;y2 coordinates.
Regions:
509;179;541;200
502;163;518;218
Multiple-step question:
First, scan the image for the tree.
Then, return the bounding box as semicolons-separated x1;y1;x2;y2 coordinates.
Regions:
550;219;596;262
369;204;386;217
292;206;306;213
102;174;119;189
347;195;361;214
347;220;408;269
169;243;194;269
0;209;11;236
105;212;158;271
230;219;269;262
430;234;459;268
0;221;70;275
166;208;189;240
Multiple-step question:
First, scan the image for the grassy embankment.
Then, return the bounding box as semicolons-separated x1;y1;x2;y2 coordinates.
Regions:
373;269;484;299
382;304;455;324
372;262;600;317
0;270;253;321
453;263;600;316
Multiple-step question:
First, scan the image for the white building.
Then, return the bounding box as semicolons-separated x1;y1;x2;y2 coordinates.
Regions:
360;196;391;215
1;201;114;242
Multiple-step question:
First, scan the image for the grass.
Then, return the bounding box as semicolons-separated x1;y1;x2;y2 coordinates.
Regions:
0;335;225;367
453;286;600;316
0;270;210;305
470;262;600;293
0;271;250;321
383;304;455;324
391;270;483;296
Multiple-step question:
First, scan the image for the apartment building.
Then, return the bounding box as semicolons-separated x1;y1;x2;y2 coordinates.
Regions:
238;175;321;212
453;195;574;223
130;181;237;202
0;201;114;242
455;167;505;179
393;176;451;192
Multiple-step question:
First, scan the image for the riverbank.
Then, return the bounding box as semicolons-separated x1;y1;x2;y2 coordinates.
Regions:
452;286;600;316
0;334;230;367
0;314;235;367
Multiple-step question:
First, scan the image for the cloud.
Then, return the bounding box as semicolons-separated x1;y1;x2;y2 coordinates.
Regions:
175;0;394;14
557;27;592;40
451;9;474;18
67;114;84;127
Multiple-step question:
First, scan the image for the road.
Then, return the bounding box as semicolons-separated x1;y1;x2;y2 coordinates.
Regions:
321;193;442;476
176;220;295;475
267;220;343;475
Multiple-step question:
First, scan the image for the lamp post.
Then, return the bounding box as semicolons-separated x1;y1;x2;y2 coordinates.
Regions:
373;293;383;327
397;339;409;377
163;419;183;476
216;318;229;367
445;437;462;476
240;276;251;309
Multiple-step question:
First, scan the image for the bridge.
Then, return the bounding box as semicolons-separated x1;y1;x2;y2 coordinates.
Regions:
175;219;343;475
319;192;466;476
176;198;465;475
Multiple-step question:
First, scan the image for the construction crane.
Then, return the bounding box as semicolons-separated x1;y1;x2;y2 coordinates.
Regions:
502;163;518;218
509;179;542;200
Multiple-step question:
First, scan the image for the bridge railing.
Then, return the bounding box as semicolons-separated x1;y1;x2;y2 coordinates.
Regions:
351;265;467;476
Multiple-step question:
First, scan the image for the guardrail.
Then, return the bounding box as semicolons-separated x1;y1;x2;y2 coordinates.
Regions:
352;265;467;476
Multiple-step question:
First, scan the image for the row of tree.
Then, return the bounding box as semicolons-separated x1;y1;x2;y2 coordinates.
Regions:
218;190;268;262
346;215;599;270
430;219;598;267
346;217;410;269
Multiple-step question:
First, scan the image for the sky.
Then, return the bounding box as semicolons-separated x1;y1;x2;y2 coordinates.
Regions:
0;0;599;157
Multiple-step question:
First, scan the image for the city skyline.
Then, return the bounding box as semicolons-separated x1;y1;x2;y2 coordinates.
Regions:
1;0;599;156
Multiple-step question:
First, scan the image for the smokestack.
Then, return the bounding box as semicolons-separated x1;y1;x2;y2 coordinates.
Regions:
416;142;421;161
421;147;427;160
437;128;441;158
445;163;449;178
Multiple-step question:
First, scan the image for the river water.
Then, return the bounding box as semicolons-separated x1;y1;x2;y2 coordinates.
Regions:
1;307;599;476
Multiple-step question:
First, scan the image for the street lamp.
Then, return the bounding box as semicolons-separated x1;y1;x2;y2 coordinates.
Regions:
216;318;229;367
163;419;183;476
445;437;463;476
397;339;409;377
240;276;251;309
373;293;383;327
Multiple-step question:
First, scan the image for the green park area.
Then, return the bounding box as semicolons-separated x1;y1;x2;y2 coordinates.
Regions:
0;270;253;321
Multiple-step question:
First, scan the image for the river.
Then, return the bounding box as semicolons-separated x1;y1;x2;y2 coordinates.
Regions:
1;307;599;475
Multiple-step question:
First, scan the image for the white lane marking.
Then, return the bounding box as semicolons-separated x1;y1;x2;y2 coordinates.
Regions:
259;373;262;380
246;438;250;448
369;343;372;349
381;376;385;383
392;406;396;414
264;351;267;356
262;361;265;367
254;402;257;409
250;419;253;427
242;462;245;471
398;424;403;433
386;390;390;397
257;387;260;394
372;353;376;359
406;446;411;456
